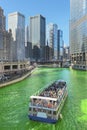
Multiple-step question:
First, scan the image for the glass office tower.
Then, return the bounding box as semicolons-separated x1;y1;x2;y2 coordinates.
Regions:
29;15;46;61
8;12;25;61
58;30;63;60
70;0;87;70
48;23;58;60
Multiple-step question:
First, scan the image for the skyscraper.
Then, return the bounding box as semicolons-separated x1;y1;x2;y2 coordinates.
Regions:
25;26;32;59
0;7;13;61
70;0;87;70
0;7;6;51
29;15;46;61
58;30;64;60
48;23;58;60
8;12;25;61
63;46;70;61
0;7;5;31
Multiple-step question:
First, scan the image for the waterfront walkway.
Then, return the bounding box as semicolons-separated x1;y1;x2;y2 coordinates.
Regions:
0;66;36;88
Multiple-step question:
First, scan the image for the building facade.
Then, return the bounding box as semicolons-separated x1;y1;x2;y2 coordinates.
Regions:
48;23;58;60
25;26;32;59
58;30;64;60
0;7;5;31
8;12;25;61
70;0;87;70
63;46;70;61
0;7;13;62
29;15;46;61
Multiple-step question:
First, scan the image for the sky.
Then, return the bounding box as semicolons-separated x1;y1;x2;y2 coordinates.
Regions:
0;0;70;45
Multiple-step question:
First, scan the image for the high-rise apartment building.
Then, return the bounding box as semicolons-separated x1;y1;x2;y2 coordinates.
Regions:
58;30;64;60
29;15;46;61
48;23;58;60
70;0;87;70
8;12;25;61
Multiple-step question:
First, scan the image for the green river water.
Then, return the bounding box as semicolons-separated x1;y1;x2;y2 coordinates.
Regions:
0;67;87;130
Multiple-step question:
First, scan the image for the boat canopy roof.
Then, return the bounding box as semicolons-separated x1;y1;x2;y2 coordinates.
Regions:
30;95;57;101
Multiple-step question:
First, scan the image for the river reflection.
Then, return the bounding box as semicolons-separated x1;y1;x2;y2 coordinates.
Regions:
0;67;87;130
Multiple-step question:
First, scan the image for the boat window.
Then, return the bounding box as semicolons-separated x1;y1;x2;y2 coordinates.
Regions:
33;108;38;112
53;111;56;115
29;108;31;111
48;111;52;114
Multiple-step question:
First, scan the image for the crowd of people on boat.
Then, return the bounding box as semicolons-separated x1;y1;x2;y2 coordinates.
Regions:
31;98;57;109
30;81;66;109
39;81;66;98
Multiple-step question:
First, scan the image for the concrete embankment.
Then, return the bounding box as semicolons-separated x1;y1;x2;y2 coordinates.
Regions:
0;68;36;88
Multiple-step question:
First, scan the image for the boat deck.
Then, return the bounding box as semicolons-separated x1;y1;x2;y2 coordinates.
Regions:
30;80;67;109
39;80;66;98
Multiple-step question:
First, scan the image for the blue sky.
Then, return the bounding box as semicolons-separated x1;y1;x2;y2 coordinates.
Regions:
0;0;70;45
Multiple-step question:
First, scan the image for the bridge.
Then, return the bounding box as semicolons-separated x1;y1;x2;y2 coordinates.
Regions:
31;60;70;68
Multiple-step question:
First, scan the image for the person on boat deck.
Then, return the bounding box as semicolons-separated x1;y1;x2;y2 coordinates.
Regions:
47;101;52;108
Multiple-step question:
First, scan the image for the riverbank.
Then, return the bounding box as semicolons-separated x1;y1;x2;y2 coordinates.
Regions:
0;68;36;88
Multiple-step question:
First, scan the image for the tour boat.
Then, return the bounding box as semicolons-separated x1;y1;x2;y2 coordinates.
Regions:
28;79;68;124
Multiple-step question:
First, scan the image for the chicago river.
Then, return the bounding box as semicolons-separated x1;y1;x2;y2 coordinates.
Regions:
0;67;87;130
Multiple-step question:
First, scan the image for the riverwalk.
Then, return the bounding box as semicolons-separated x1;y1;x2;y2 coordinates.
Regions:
0;68;36;88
